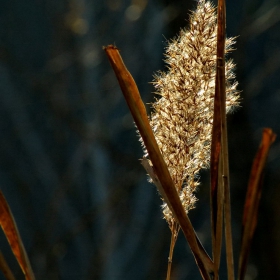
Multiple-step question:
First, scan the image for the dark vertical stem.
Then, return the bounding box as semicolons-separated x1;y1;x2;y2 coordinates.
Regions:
216;0;235;279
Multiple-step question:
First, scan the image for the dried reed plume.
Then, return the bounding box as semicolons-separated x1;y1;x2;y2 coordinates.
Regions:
141;0;239;225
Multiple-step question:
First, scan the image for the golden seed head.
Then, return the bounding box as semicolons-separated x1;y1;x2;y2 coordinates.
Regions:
141;0;239;225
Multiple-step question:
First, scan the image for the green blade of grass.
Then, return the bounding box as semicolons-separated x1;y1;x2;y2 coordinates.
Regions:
238;128;276;280
104;45;214;280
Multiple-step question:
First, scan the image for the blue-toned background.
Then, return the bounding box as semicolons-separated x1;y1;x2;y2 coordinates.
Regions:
0;0;280;279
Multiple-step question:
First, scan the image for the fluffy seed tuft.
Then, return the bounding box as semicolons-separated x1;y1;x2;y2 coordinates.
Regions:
141;0;239;225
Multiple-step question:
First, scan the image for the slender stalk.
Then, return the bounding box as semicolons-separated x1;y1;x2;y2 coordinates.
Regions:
213;157;224;280
211;0;227;278
166;223;179;280
214;0;235;279
217;0;235;278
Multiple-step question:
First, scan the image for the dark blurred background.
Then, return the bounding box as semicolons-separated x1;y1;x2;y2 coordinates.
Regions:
0;0;280;279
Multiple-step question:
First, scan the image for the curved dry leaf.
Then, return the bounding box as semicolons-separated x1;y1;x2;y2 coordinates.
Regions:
238;128;276;280
0;191;35;280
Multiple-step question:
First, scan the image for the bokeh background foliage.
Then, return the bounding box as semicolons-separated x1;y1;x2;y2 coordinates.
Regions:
0;0;280;279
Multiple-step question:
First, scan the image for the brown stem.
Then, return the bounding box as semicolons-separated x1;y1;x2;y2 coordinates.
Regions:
166;223;179;280
104;45;214;279
216;0;235;278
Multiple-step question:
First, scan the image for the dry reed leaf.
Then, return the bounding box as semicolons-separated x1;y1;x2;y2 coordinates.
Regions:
238;128;276;280
0;191;35;280
210;12;223;276
0;251;15;280
104;45;214;279
209;0;236;278
210;0;230;278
